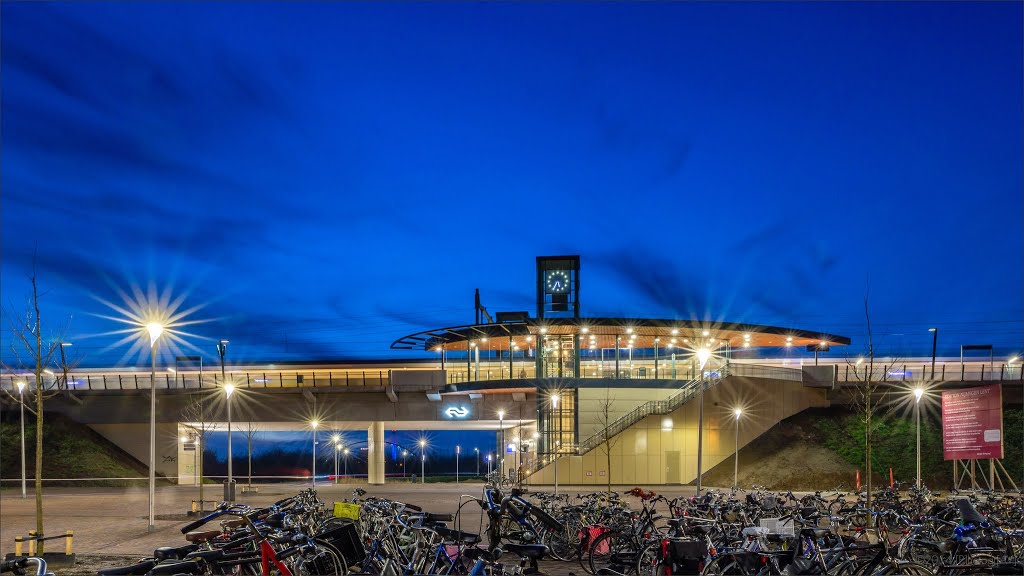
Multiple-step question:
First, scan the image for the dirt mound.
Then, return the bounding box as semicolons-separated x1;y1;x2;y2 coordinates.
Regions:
703;407;857;491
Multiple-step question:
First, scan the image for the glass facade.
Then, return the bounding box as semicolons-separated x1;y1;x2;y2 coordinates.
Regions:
538;390;578;455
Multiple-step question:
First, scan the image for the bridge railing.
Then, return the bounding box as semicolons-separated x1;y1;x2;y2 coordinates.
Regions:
444;359;1022;384
0;369;390;393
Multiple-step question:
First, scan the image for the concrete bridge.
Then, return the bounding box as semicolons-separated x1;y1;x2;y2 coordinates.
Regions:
1;357;1019;486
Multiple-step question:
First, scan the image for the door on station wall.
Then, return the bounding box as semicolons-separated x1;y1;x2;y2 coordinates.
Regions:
665;450;681;484
541;335;576;378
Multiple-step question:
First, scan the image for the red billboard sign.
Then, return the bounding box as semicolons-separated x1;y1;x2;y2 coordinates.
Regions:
942;384;1003;460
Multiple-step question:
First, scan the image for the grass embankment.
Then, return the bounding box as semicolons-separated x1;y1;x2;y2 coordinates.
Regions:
0;412;152;487
704;406;1023;491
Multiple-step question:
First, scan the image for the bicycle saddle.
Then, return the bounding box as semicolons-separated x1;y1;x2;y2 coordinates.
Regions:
503;543;547;560
434;526;481;544
183;530;221;544
153;544;198;561
182;550;224;563
97;560;157;576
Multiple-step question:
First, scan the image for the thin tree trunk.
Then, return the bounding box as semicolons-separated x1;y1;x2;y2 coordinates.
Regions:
32;276;45;555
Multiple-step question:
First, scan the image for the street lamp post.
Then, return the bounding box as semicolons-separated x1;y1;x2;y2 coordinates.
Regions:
914;388;924;490
59;342;73;390
225;384;235;500
498;410;505;479
333;436;340;484
402;450;408;478
928;328;938;379
343;448;350;478
311;420;319;487
17;381;26;499
146;322;165;532
695;347;711;494
456;445;460;484
419;439;426;484
474;447;479;475
733;408;742;489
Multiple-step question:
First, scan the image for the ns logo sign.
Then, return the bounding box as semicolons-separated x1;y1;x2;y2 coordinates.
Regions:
444;406;470;419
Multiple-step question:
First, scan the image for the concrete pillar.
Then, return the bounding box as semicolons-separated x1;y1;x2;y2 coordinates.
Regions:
367;422;385;485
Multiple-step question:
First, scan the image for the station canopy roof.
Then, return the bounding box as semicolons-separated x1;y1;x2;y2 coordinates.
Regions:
391;318;850;352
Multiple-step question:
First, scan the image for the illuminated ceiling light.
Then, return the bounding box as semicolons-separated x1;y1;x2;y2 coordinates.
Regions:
589;345;596;350
785;342;792;347
581;327;589;334
654;337;660;343
702;330;710;337
734;408;743;418
743;333;751;340
626;328;633;334
671;328;679;335
670;338;677;344
525;335;533;341
743;342;750;348
683;338;689;343
786;336;793;342
481;338;488;342
539;327;548;334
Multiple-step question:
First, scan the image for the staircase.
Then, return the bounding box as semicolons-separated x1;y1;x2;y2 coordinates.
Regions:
574;374;718;455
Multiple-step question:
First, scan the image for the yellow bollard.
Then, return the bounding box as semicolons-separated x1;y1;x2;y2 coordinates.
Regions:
27;531;36;556
65;530;74;555
15;536;23;557
191;500;198;513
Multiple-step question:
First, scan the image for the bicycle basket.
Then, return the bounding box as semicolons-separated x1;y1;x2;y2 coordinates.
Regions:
668;539;707;561
315;521;366;566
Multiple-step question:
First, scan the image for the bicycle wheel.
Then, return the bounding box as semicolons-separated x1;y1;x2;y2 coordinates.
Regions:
589;531;643;576
635;539;662;576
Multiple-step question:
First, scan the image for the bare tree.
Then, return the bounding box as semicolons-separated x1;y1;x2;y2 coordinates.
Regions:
180;393;219;512
242;422;261;489
594;389;621;494
845;283;901;511
2;267;74;554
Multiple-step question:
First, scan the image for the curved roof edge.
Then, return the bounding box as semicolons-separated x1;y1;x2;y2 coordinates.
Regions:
391;317;850;351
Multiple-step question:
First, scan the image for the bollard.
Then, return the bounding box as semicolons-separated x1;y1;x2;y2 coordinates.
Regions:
27;531;36;556
15;536;23;557
191;500;198;514
65;530;74;556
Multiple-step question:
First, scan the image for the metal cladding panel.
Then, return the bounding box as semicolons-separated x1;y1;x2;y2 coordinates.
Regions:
389;369;447;391
801;366;836;388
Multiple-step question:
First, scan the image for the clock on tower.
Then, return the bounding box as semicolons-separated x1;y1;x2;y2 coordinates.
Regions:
536;256;580;319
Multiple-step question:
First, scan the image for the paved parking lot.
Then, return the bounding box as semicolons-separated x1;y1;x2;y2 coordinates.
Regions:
0;482;703;556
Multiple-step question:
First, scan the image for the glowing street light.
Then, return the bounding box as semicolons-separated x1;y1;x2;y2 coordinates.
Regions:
402;450;409;478
474;447;480;475
16;380;26;499
914;387;924;490
343;447;350;478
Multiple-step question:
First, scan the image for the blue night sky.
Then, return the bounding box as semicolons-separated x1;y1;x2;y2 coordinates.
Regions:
2;2;1021;368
